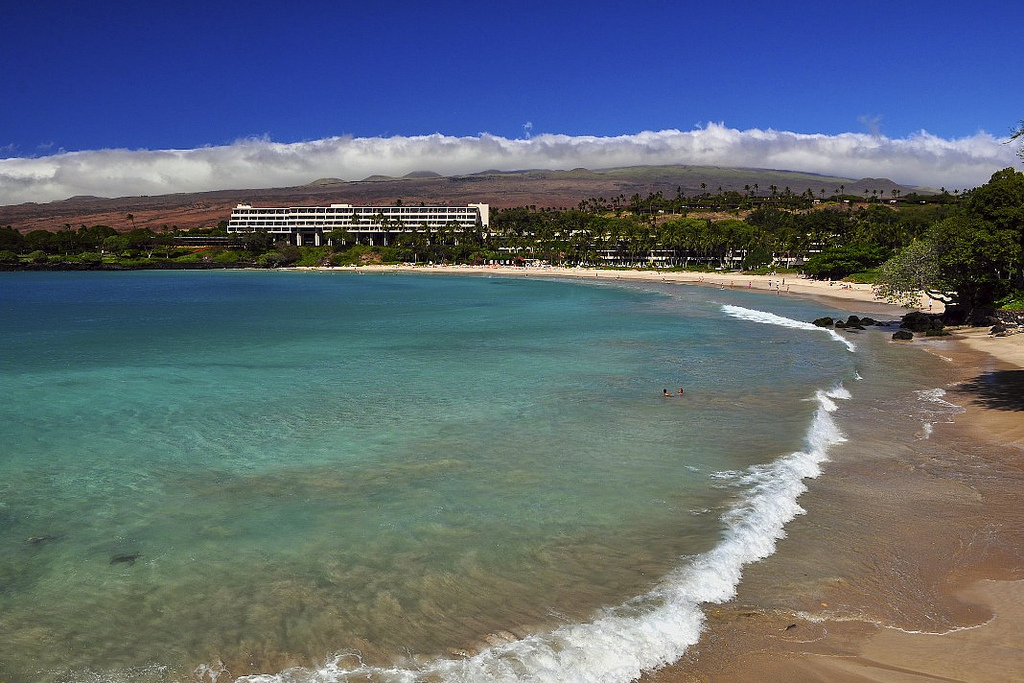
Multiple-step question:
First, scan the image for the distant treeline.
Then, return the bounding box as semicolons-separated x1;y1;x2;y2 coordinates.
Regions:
577;183;955;215
1;170;1020;315
0;191;955;277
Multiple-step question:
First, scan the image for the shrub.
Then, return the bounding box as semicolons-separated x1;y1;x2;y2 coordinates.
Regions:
175;252;206;263
995;292;1024;311
256;252;287;268
212;250;241;264
78;252;103;264
330;245;381;266
297;247;331;267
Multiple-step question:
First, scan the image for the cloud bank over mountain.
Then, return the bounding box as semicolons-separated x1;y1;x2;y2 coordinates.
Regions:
1;124;1018;204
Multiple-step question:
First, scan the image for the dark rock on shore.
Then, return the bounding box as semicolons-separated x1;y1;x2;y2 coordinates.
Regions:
812;315;878;330
900;311;948;335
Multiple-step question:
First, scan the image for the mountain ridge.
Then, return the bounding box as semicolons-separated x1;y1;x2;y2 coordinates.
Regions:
0;165;929;233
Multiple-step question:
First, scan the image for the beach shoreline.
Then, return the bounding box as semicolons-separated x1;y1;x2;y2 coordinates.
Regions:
640;317;1022;679
640;332;1024;683
316;263;935;315
340;264;1023;682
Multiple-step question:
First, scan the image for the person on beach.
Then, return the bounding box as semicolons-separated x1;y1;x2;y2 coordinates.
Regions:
663;389;671;397
677;388;684;395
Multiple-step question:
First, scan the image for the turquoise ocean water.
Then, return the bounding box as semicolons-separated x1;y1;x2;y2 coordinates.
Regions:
0;271;920;682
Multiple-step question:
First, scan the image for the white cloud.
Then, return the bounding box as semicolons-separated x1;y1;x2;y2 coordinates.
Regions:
1;124;1019;204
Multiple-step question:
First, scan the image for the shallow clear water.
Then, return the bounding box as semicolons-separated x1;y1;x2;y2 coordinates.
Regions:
0;271;867;682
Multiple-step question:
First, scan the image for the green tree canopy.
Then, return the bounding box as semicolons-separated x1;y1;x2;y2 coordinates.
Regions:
875;167;1024;313
0;226;25;252
873;239;942;308
803;242;891;280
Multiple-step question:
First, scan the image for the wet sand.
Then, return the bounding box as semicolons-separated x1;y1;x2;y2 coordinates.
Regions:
640;335;1024;681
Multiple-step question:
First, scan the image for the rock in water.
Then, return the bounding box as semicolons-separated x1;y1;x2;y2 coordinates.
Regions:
25;535;58;545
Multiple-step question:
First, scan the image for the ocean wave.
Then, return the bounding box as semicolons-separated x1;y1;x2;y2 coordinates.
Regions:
720;304;857;352
233;387;851;683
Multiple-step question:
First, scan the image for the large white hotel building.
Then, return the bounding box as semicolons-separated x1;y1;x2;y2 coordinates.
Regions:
226;203;490;246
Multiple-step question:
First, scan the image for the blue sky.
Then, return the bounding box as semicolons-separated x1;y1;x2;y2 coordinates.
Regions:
1;0;1021;203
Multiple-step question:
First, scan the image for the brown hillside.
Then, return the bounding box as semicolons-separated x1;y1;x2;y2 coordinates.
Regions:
0;166;921;233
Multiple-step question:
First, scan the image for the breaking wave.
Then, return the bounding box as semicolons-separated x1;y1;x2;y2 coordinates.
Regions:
721;304;857;352
233;387;851;683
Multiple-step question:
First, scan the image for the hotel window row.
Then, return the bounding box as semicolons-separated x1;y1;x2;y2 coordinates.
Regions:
226;203;490;246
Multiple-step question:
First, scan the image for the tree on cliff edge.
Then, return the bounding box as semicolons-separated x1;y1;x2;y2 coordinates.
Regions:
874;167;1024;315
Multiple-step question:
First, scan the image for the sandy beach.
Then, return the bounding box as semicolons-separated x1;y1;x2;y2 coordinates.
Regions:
344;264;1023;682
342;264;931;312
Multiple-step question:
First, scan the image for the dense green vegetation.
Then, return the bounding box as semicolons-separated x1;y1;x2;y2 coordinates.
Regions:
2;168;1022;316
874;168;1024;317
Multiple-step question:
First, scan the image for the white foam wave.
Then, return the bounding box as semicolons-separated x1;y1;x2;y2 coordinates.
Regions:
911;388;964;439
794;610;995;636
914;388;963;412
721;304;857;352
234;387;851;683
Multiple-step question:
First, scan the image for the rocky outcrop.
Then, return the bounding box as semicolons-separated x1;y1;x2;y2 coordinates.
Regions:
994;310;1024;327
991;310;1024;336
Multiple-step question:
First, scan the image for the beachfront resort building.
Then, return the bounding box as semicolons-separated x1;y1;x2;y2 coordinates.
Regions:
226;203;490;247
